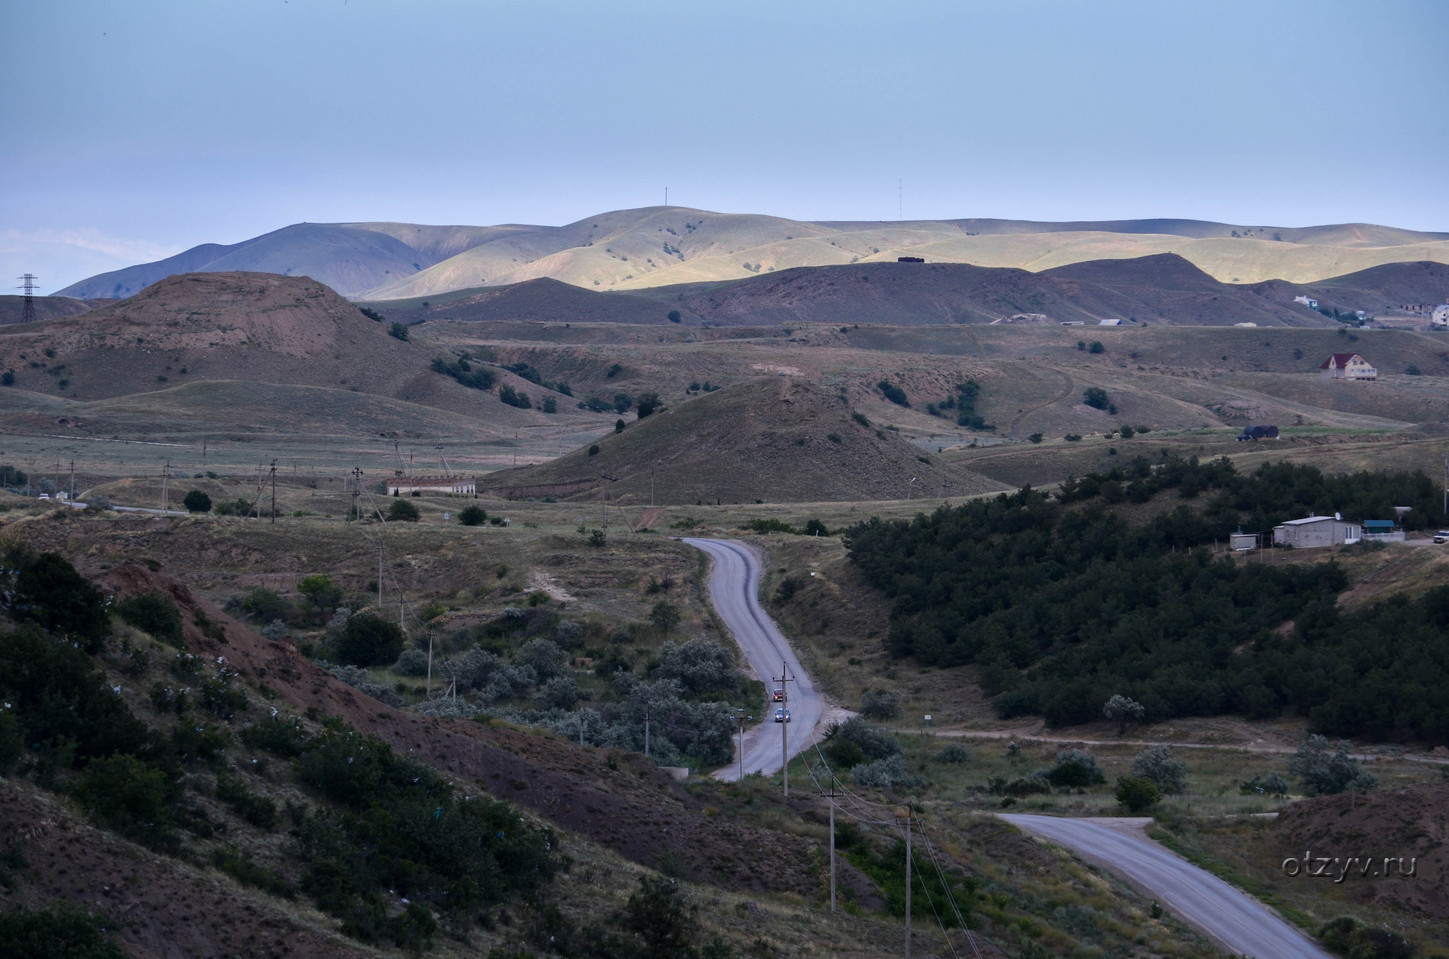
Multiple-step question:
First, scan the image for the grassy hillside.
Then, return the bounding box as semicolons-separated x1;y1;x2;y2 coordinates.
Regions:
477;377;1006;505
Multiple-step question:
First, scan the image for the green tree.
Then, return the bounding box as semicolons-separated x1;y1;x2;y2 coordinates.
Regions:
1082;387;1111;410
182;489;212;513
636;391;662;418
459;505;486;526
0;905;128;959
297;574;341;617
115;591;184;647
335;613;406;667
668;310;682;324
1102;694;1145;735
1115;776;1161;813
7;550;109;652
386;498;421;522
650;601;681;634
1287;734;1378;795
387;322;409;341
1131;745;1188;794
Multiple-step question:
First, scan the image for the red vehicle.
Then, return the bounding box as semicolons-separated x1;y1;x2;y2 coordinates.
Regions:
772;687;785;702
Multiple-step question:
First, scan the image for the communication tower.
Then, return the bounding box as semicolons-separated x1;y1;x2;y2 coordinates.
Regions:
17;275;38;325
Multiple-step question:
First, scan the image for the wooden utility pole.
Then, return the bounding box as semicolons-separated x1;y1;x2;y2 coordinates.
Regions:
161;460;170;513
826;786;840;912
775;662;794;797
644;704;651;759
736;711;747;782
901;811;913;958
269;459;277;524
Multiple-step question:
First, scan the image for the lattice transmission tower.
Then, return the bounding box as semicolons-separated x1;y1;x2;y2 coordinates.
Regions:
16;274;38;325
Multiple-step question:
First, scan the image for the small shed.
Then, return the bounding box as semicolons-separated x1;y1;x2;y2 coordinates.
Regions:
1230;531;1259;551
1273;515;1362;548
1363;520;1405;542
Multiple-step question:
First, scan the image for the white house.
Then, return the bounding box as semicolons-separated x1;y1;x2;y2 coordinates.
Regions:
1273;515;1362;548
1098;318;1122;326
1319;352;1377;380
1294;295;1319;309
1432;304;1449;328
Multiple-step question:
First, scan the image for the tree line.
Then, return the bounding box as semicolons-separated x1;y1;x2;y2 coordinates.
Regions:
844;462;1449;741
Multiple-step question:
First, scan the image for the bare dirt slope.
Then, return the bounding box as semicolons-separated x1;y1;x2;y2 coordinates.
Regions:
1272;782;1449;921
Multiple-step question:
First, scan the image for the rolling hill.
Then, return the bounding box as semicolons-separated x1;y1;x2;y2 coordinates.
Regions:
477;377;1007;505
57;208;1449;303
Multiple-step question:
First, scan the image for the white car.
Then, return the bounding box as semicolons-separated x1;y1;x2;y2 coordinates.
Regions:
773;707;791;723
1434;530;1449;544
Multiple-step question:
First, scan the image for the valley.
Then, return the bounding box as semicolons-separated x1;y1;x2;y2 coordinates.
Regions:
0;257;1446;958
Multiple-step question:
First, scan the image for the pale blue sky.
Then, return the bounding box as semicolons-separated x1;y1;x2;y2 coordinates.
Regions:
4;0;1446;293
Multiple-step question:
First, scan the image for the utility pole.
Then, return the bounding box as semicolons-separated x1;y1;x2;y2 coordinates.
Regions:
68;460;75;502
826;785;840;912
736;711;747;782
644;703;651;759
775;661;794;797
900;810;913;959
161;460;170;513
426;629;433;696
269;459;277;524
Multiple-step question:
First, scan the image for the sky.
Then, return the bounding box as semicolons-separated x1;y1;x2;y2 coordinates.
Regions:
3;0;1447;294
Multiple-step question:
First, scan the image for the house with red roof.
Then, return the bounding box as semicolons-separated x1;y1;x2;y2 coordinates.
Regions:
1319;352;1377;380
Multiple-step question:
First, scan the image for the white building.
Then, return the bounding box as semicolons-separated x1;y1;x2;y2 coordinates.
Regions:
1432;304;1449;328
1294;295;1319;309
386;475;477;496
1273;515;1362;548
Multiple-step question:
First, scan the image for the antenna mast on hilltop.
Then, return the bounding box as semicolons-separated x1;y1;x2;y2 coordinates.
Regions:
17;275;38;325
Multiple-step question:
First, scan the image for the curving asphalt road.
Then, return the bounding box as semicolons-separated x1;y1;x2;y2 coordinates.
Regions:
684;538;823;780
1001;815;1334;959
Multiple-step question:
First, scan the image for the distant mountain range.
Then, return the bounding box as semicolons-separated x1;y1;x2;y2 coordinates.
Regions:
55;207;1449;301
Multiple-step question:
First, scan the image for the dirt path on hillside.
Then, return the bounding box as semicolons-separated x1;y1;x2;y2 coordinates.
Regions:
1006;368;1075;437
929;726;1449;766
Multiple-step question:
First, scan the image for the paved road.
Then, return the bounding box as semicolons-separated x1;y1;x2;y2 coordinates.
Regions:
1001;814;1334;959
684;538;822;780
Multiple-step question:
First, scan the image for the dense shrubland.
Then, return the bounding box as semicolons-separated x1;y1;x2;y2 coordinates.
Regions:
846;459;1449;739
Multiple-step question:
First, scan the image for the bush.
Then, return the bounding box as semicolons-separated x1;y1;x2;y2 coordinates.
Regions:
73;753;176;849
386;498;420;522
387;322;409;341
858;688;901;720
934;743;970;764
1115;776;1161;813
1046;748;1106;788
334;614;406;668
828;717;900;762
498;384;531;409
1239;772;1289;798
115;591;184;647
182;490;212;513
240;587;290;624
853;754;915;788
0;904;127;959
1082;387;1111;411
3;549;109;652
393;647;429;676
458;505;486;526
1131;745;1188;794
1288;734;1379;795
877;381;910;407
